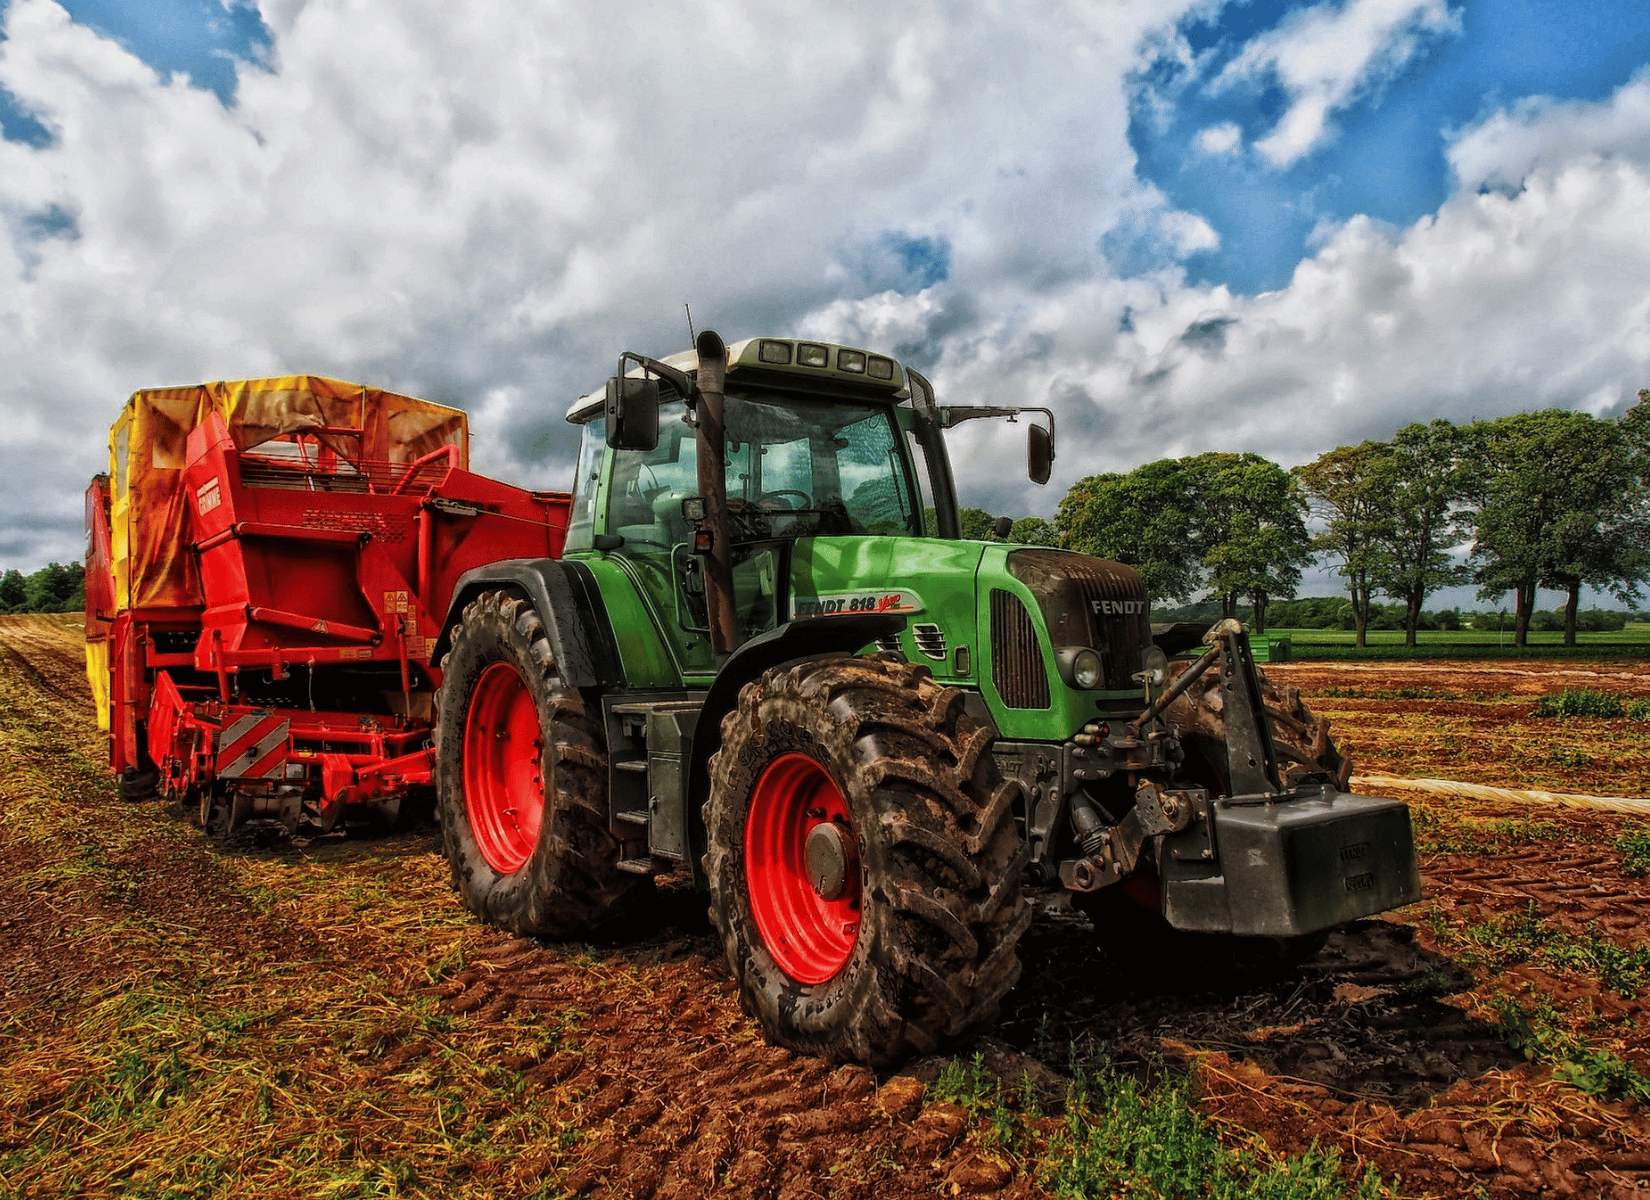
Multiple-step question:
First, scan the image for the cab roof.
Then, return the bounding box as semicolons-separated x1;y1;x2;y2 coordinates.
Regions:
565;336;908;423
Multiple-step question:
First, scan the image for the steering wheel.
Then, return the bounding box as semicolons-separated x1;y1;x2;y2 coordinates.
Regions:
758;490;812;511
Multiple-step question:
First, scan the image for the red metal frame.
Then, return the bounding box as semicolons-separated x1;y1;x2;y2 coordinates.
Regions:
89;399;570;825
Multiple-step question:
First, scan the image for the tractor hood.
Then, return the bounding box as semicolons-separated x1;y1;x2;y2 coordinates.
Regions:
785;538;1156;742
788;535;987;652
1001;548;1151;694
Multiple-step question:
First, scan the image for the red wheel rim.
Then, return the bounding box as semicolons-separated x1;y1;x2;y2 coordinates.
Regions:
463;661;544;873
744;752;861;984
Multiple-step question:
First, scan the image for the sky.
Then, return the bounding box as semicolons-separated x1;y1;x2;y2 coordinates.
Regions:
2;0;1649;610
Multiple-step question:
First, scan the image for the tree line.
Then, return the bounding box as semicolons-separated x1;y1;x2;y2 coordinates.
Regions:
0;562;86;614
981;391;1650;648
13;390;1650;644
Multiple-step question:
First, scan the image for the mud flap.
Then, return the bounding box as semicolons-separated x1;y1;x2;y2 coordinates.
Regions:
1161;784;1422;937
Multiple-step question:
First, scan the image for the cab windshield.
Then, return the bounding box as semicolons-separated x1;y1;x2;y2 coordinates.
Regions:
605;392;921;544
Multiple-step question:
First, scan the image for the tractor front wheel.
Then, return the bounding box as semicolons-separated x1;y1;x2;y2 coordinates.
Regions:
706;655;1030;1065
435;591;635;937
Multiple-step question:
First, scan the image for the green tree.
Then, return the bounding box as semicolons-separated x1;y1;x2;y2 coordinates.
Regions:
22;562;85;613
958;507;998;540
1056;460;1203;601
1295;441;1395;647
1621;388;1650;463
1188;452;1311;634
1463;409;1650;646
1007;516;1059;547
0;569;24;612
1374;420;1469;648
1056;453;1310;627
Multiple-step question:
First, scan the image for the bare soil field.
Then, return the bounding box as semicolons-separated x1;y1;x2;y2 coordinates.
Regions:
2;614;1648;1199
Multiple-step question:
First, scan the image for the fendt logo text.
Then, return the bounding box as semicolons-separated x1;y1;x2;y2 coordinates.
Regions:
1090;599;1146;616
793;590;922;618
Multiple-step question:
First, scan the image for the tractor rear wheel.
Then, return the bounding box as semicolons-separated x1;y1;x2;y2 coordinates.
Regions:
706;655;1030;1066
435;591;636;937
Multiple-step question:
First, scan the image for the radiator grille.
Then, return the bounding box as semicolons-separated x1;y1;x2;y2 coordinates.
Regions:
990;589;1049;709
1006;549;1150;692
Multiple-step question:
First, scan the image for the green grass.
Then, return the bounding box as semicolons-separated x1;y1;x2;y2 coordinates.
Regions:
1493;993;1650;1105
1048;1054;1391;1200
1409;807;1580;856
926;1051;1392;1200
1316;685;1465;701
1435;901;1650;998
1263;625;1650;661
1616;824;1650;878
1534;688;1650;720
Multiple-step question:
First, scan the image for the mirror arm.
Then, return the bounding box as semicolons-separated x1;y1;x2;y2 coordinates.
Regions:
939;404;1055;444
618;352;697;400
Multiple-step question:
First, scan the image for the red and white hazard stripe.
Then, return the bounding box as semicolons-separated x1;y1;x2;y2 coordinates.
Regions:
215;712;291;779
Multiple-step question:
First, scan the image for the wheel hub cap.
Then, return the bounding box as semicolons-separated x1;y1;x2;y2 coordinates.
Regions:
804;821;855;900
462;660;544;874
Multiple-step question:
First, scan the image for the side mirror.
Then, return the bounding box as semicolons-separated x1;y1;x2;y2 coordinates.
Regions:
1028;423;1053;485
605;376;660;451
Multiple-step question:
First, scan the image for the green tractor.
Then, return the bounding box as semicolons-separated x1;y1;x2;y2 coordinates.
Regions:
433;331;1421;1065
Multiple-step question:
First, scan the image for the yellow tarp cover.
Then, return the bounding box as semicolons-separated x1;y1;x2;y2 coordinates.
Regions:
109;375;470;613
85;639;110;731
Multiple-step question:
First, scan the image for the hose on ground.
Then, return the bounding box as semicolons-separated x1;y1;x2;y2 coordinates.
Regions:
1351;773;1650;817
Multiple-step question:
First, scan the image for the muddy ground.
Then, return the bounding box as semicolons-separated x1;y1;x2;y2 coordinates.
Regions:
2;614;1648;1198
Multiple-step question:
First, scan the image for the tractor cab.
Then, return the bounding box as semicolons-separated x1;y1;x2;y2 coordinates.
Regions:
562;335;1050;678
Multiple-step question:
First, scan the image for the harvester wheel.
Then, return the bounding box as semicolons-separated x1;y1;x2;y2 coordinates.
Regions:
706;655;1030;1066
435;591;636;937
118;765;160;802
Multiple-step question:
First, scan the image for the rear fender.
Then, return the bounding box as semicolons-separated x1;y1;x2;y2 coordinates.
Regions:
432;559;603;688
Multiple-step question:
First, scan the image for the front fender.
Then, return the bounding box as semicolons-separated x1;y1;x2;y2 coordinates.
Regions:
684;612;907;879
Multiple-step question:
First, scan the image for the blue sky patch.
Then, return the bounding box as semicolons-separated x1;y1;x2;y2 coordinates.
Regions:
0;82;49;144
0;0;270;143
855;231;952;293
1131;0;1650;293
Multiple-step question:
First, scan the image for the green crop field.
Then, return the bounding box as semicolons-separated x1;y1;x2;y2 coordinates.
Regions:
1257;622;1650;660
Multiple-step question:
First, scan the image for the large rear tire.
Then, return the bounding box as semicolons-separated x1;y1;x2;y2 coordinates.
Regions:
435;591;636;937
706;655;1031;1066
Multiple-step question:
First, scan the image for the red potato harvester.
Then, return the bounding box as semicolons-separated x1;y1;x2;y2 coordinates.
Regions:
85;376;569;834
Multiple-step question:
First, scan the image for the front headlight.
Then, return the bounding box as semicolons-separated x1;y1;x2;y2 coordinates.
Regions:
1056;646;1104;689
1140;645;1168;687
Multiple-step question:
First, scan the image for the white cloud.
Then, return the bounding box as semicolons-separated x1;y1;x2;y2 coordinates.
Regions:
1194;121;1242;155
1213;0;1460;167
852;70;1650;520
0;0;1198;564
1;0;1648;591
1447;67;1650;190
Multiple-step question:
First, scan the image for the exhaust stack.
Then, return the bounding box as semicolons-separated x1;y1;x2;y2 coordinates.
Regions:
694;330;738;655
